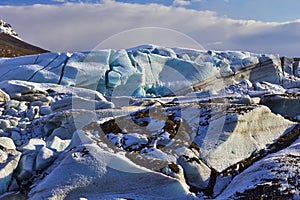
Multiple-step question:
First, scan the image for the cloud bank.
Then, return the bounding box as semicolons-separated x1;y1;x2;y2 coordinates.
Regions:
1;2;300;56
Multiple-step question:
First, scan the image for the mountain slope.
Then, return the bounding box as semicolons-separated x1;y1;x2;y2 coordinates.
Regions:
0;33;49;57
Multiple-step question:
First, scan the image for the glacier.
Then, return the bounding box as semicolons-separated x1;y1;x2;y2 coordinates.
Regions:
0;45;299;199
1;44;299;98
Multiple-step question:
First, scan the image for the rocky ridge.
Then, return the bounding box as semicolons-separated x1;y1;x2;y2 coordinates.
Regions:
0;45;299;199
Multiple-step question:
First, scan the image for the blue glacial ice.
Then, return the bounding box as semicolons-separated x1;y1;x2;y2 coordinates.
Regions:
0;45;299;98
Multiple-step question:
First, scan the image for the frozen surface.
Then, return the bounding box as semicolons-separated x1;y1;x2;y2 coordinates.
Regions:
0;45;299;199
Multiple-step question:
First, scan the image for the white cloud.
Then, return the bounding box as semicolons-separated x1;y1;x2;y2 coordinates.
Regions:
101;0;115;3
173;0;191;6
52;0;65;2
1;2;299;56
173;0;203;7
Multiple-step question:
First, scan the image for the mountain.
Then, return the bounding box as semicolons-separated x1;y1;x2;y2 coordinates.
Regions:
0;20;48;57
0;44;299;199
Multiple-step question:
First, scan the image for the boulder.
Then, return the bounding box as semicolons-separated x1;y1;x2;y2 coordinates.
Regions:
27;106;40;120
47;136;71;152
16;150;37;180
48;127;75;141
35;147;56;171
18;138;46;152
177;155;211;190
0;149;8;164
0;152;21;194
10;131;21;142
45;109;99;140
0;80;47;99
66;130;93;150
0;89;10;105
39;106;52;116
50;96;113;112
0;119;11;130
0;137;16;150
0;137;20;194
3;108;19;117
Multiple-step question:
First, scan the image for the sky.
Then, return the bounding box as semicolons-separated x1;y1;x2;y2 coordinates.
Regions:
1;0;300;56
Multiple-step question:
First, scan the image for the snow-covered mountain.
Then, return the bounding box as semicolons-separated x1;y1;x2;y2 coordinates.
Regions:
0;19;19;38
0;45;299;199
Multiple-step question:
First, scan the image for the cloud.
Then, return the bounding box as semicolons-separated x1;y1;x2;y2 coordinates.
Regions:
52;0;65;2
172;0;203;7
173;0;191;6
0;2;299;56
101;0;115;3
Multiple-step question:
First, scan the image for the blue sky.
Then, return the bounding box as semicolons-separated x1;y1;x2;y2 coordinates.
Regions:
1;0;300;22
1;0;300;55
121;0;300;22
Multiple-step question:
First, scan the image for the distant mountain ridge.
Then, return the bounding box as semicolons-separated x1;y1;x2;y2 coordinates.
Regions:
0;20;48;57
